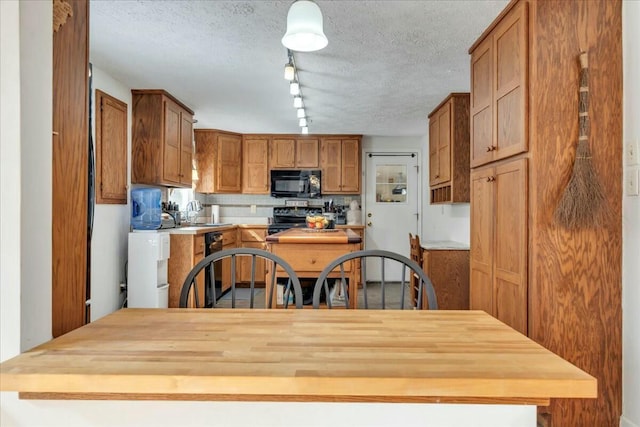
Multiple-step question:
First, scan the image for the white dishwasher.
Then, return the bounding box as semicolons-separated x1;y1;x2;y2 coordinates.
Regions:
127;231;170;308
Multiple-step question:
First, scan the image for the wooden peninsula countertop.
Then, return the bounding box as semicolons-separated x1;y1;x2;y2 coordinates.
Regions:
0;309;596;404
266;227;361;244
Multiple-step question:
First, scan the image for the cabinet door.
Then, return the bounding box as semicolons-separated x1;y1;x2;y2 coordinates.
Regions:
216;133;242;192
239;242;267;283
428;115;440;185
194;130;215;193
179;111;193;186
295;138;319;168
470;38;494;167
493;159;527;334
242;137;269;194
437;103;452;184
163;100;182;183
270;138;296;168
320;139;342;193
470;167;494;315
493;2;528;161
340;139;360;193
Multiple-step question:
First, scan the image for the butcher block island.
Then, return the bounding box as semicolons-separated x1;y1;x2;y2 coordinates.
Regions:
0;309;596;427
266;228;362;308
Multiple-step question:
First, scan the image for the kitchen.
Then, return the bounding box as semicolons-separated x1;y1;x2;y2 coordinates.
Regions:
1;1;639;427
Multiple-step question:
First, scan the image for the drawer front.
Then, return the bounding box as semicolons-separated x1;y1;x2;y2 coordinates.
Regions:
240;228;266;242
274;246;352;273
193;236;205;256
221;229;237;246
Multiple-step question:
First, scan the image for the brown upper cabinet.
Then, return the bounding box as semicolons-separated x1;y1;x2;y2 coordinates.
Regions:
194;130;242;194
320;137;361;194
131;90;194;187
95;89;128;204
428;93;470;204
242;135;270;194
270;137;319;169
470;1;527;168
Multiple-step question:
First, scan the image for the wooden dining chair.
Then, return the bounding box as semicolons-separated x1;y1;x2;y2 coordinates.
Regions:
311;249;438;310
409;233;424;308
179;248;303;309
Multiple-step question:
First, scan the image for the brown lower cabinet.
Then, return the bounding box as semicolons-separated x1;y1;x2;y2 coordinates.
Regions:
421;247;470;310
237;227;268;284
167;234;205;308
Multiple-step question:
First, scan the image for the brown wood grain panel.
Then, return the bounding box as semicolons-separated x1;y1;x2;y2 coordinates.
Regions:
340;139;361;193
162;99;181;183
437;103;451;183
131;93;163;184
52;0;89;337
179;112;193;186
527;0;622;425
452;95;471;202
216;133;242;192
423;249;470;310
470;39;493;167
242;136;269;194
428;115;439;184
295;138;319;168
270;138;296;168
167;234;197;308
95;90;127;204
320;138;342;192
469;167;494;314
194;130;215;193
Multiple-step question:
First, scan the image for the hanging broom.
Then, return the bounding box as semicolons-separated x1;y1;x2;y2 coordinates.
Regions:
554;51;606;229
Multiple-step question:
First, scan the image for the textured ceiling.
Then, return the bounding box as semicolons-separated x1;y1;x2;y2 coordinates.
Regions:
90;1;508;136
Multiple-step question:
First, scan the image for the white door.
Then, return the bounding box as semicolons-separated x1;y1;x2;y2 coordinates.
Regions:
364;152;420;281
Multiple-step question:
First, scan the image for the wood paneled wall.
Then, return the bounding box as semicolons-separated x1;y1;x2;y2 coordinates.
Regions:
528;1;622;425
52;0;89;337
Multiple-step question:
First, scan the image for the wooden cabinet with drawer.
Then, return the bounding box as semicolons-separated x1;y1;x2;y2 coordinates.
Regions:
237;227;268;284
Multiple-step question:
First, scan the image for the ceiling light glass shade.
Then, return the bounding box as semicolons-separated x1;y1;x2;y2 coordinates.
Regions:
282;0;328;52
297;108;306;118
301;126;309;134
293;96;303;108
290;81;300;95
284;62;295;80
299;118;308;127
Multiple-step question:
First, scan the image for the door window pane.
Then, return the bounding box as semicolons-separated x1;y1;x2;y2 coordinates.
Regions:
375;164;407;203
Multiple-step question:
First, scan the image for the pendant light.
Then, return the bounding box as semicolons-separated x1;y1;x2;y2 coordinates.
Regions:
290;80;300;95
293;96;303;108
297;108;306;119
282;0;328;52
299;118;308;127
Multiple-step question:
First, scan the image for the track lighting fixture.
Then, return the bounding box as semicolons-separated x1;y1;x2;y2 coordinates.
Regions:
284;50;295;80
290;81;300;95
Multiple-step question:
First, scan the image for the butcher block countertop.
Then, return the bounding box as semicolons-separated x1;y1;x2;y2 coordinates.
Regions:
0;309;596;404
266;227;361;244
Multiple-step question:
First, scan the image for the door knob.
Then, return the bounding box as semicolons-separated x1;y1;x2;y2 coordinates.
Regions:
367;222;372;226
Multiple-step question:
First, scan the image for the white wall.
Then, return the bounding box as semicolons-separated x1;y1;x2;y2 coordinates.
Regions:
88;66;132;321
0;2;637;426
17;0;53;352
621;2;640;427
0;0;22;362
362;135;471;245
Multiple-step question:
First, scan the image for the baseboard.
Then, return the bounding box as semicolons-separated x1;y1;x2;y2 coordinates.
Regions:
621;415;640;427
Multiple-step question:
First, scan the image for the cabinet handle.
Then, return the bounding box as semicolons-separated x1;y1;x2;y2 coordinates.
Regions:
491;145;497;151
486;146;492;152
435;175;440;178
486;176;496;182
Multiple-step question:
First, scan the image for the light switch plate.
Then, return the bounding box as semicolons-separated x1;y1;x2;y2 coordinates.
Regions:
625;139;639;166
625;167;639;197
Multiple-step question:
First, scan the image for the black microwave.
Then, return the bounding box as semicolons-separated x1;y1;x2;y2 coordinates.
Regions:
270;170;321;198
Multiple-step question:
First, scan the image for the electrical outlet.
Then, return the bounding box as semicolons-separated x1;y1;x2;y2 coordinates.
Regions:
626;139;639;166
250;204;257;214
624;167;639;196
344;197;352;204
